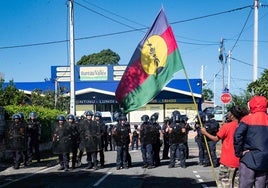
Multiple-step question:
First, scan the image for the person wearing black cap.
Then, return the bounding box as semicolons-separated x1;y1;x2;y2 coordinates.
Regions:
201;105;248;188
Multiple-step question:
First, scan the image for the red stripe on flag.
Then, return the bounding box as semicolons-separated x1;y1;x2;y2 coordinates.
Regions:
160;26;178;54
116;59;148;103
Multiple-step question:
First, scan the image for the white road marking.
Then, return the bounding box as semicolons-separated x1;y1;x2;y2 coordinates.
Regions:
92;171;112;187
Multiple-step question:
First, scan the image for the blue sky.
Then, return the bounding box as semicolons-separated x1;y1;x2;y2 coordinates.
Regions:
1;0;268;105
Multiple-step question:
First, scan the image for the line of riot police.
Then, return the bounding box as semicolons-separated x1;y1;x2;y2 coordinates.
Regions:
51;110;107;171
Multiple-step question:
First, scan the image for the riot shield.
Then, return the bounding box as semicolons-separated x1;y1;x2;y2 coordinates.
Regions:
5;120;27;151
51;122;72;154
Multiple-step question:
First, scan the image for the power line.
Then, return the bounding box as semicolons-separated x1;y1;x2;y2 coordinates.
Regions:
230;57;267;70
170;5;252;24
230;4;253;53
0;4;253;50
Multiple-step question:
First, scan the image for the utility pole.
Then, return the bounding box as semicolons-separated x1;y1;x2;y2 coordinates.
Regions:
218;38;225;92
69;0;76;115
227;50;231;90
218;38;225;122
253;0;259;81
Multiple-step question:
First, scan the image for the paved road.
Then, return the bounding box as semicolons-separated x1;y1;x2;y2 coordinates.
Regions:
0;137;220;188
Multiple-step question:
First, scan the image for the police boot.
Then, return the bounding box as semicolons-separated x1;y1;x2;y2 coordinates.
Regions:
71;162;76;169
64;163;69;172
77;158;82;167
58;165;64;170
86;162;93;169
93;162;98;170
13;163;20;170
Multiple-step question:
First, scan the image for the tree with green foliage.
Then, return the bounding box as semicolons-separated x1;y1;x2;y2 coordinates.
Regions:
0;80;25;106
76;49;120;65
247;69;268;98
227;90;252;109
202;88;214;101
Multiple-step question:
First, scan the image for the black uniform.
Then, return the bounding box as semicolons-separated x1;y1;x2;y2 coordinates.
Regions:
202;118;219;167
95;119;105;168
112;118;131;170
131;125;139;150
7;115;27;169
168;121;187;168
80;118;101;169
161;119;171;160
67;119;79;169
52;117;72;171
140;115;154;169
107;125;115;151
194;123;205;165
26;114;41;164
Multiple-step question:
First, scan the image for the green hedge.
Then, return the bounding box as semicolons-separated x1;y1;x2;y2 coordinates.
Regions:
4;105;66;143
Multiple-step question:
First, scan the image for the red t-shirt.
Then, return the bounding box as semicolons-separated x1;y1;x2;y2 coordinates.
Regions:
217;121;240;168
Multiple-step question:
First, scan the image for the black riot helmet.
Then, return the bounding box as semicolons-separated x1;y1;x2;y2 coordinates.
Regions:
29;112;38;119
150;113;159;123
85;110;94;116
66;114;75;121
57;115;66;122
181;114;189;123
171;110;180;122
141;115;149;123
196;112;209;123
119;114;127;121
94;111;102;118
12;114;21;120
18;112;25;120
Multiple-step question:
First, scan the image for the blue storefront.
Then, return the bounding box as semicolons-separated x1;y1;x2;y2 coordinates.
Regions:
3;65;203;123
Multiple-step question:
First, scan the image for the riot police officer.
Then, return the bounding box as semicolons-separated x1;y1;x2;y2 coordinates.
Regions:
26;112;41;164
112;114;131;170
52;115;72;171
80;110;100;170
66;114;79;169
194;113;205;165
8;114;27;169
150;113;161;167
94;111;105;168
167;111;187;168
107;124;115;151
140;115;154;169
77;110;94;165
161;117;171;160
18;112;29;166
200;113;219;167
131;124;139;150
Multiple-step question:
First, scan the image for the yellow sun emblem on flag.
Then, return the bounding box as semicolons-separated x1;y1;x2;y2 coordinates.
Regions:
141;35;168;75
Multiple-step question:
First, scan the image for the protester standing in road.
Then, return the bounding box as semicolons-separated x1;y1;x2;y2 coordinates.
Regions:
234;95;268;188
201;106;248;188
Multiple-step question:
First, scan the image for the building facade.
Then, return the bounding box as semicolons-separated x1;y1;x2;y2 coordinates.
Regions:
3;65;203;123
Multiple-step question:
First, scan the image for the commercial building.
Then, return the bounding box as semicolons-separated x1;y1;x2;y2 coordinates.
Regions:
3;65;203;123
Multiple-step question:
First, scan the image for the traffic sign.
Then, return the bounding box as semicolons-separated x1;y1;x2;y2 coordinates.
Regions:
221;93;232;104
